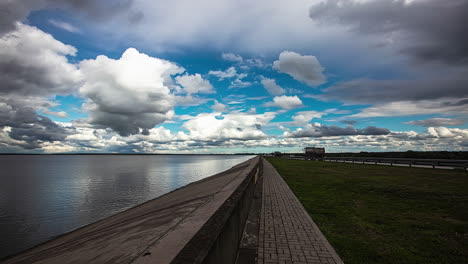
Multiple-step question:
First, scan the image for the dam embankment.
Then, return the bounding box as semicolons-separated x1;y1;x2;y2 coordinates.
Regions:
3;156;261;264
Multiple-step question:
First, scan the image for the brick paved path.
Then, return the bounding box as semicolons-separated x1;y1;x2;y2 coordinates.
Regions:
257;159;343;264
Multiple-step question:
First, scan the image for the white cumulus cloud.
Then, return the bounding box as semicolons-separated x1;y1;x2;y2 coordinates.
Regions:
183;112;276;140
208;66;246;80
261;77;286;96
291;111;324;126
222;53;243;62
211;100;227;112
265;95;304;110
175;73;214;94
79;48;184;136
273;51;326;87
0;23;80;149
0;23;81;97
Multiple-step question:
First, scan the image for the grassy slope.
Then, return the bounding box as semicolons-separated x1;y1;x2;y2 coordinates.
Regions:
266;158;468;264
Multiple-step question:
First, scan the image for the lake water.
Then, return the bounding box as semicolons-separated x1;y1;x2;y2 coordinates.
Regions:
0;154;254;259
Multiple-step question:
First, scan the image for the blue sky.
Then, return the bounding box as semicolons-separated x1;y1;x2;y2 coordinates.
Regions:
1;0;467;153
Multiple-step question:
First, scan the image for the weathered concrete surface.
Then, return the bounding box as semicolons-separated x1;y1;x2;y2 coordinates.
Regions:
2;157;259;264
236;164;263;264
258;159;343;264
142;156;259;264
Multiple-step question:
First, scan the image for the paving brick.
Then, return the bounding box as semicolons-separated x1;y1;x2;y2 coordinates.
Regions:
257;159;343;264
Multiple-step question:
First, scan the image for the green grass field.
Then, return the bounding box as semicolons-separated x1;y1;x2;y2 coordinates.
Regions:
266;158;468;264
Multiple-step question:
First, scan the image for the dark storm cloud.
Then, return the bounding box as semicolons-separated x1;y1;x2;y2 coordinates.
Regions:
0;2;41;33
0;22;80;150
60;0;133;17
405;118;465;127
85;110;171;137
0;22;81;100
309;0;468;64
0;0;140;35
141;128;150;136
187;140;227;147
442;98;468;107
0;53;76;97
341;120;357;126
0;103;73;149
316;76;468;104
289;124;390;138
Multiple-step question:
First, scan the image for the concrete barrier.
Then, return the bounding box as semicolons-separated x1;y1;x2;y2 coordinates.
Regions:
168;157;262;264
2;156;261;264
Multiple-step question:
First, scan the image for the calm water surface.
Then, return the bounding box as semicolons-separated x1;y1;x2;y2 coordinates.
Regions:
0;154;254;258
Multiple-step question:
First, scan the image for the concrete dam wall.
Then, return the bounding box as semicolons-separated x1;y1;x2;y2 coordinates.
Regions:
3;156;262;264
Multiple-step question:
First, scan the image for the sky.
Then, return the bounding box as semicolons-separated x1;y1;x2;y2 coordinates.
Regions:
0;0;467;153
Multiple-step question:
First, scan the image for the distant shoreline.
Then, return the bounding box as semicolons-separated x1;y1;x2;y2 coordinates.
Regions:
1;151;467;160
0;153;257;155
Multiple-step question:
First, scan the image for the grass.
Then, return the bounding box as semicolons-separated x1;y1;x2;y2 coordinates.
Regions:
266;158;468;264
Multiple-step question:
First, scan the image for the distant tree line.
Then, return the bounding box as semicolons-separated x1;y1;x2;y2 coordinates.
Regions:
326;151;468;160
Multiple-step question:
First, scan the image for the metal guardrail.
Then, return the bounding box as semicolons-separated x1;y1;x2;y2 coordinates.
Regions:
323;157;468;172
